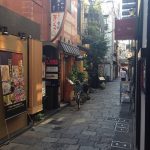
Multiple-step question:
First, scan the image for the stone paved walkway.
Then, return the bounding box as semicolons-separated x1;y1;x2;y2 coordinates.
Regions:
0;80;134;150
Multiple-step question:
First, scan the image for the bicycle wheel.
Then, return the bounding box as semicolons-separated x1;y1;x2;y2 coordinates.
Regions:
77;93;80;110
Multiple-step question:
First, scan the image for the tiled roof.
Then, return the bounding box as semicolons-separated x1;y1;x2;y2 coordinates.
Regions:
60;42;80;56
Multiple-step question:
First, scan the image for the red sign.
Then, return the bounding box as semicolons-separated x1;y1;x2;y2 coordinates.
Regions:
115;18;137;40
46;59;58;65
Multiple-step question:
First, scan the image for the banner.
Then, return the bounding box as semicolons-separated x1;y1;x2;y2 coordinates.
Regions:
115;18;136;40
50;0;65;41
51;13;64;40
0;51;26;119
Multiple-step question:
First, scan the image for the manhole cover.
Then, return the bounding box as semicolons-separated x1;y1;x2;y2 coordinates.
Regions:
116;123;129;128
107;117;118;121
118;118;130;123
111;141;131;149
115;126;129;133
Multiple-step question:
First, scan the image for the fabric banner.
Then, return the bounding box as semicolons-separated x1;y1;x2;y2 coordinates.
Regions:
51;12;64;40
50;0;65;40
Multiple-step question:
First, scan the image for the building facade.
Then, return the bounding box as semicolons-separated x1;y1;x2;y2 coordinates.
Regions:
101;1;116;81
0;0;50;41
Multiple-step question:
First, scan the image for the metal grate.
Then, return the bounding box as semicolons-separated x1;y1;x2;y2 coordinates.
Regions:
111;140;131;149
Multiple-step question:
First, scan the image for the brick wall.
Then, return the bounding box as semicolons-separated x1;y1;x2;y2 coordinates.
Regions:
0;0;50;41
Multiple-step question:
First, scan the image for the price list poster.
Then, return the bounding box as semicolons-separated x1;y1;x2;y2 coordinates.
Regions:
0;51;26;119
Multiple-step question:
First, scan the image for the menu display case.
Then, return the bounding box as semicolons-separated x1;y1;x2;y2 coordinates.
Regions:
0;51;26;119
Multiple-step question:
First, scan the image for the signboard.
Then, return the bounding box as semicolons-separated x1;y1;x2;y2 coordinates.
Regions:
45;58;59;86
51;13;64;40
142;0;148;48
0;51;26;119
46;74;58;79
42;81;46;97
115;18;136;40
46;66;58;72
50;0;65;40
51;0;65;13
120;81;130;103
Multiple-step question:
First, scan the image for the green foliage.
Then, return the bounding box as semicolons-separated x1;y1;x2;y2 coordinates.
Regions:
83;4;108;64
82;1;109;88
69;65;79;83
78;72;86;82
69;65;86;83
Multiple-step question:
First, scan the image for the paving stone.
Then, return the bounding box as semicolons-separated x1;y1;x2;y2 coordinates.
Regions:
65;145;79;150
95;142;111;149
89;135;102;142
58;138;78;144
42;137;58;143
33;126;52;133
79;146;99;150
74;134;89;140
82;131;96;136
51;143;67;150
49;132;62;138
22;130;48;139
0;80;134;150
12;135;41;145
61;133;75;138
0;143;29;150
78;139;95;146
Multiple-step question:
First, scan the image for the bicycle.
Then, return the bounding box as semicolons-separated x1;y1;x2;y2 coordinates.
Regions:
74;90;81;110
74;80;82;110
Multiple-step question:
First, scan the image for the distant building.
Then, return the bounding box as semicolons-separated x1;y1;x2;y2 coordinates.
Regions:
122;0;136;18
101;1;117;81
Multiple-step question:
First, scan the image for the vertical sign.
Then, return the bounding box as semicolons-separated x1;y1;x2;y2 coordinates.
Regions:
51;0;65;41
142;0;148;48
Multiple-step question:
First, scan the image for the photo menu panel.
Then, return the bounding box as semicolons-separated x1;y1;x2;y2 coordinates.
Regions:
0;51;26;119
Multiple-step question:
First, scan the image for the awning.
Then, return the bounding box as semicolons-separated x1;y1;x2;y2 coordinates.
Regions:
60;41;80;56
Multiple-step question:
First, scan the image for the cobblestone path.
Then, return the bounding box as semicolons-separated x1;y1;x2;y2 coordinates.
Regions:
0;80;134;150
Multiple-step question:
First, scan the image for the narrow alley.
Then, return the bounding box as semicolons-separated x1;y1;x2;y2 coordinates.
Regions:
0;80;134;150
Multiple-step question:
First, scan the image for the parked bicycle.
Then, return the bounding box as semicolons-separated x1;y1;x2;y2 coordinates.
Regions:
74;80;82;110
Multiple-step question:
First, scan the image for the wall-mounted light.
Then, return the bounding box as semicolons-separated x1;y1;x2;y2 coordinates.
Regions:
0;26;9;35
18;32;26;40
28;34;32;39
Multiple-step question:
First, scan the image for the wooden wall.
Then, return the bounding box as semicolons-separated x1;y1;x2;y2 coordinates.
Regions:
0;34;27;140
28;39;43;114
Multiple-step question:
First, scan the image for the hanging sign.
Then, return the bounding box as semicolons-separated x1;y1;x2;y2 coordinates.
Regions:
0;51;26;119
115;18;136;40
51;13;64;40
51;0;65;13
50;0;65;41
142;0;148;48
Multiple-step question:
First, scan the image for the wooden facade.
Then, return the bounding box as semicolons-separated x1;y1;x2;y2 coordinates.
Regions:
0;34;28;141
28;39;43;114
